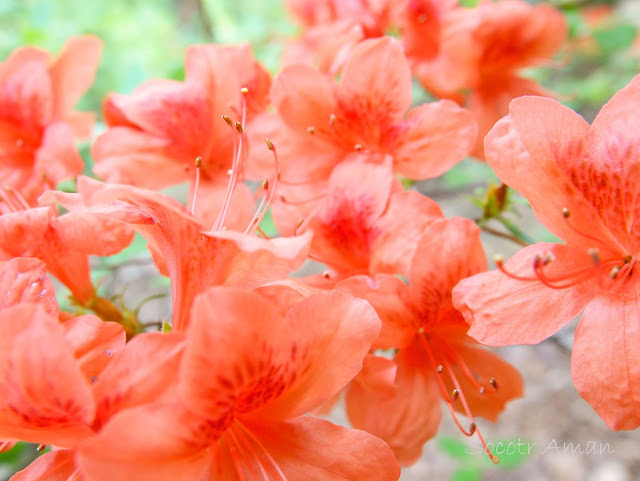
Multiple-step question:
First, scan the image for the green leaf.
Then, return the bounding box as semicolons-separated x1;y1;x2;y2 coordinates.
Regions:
594;24;637;54
451;467;482;481
437;436;473;461
259;209;279;238
441;158;498;189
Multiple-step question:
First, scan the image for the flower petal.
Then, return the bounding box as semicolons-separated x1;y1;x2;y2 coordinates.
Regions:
0;50;53;127
571;291;640;430
92;127;187;189
271;64;337;140
583;74;640;250
34;122;84;185
336;274;415;349
60;314;126;381
409;217;487;320
77;404;212;481
251;291;381;421
247;417;401;481
0;257;58;316
485;96;621;252
369;190;444;276
0;304;94;447
305;160;393;274
340;37;411;123
393;100;476;179
453;243;596;345
346;343;442;466
180;287;293;421
92;332;186;428
49;35;102;130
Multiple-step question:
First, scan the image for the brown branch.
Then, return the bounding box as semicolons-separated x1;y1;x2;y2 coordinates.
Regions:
480;224;530;247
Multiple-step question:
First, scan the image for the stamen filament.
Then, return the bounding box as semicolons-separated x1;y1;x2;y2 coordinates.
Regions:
256;226;271;239
189;157;202;216
229;427;269;481
562;207;623;253
279;192;327;206
236;421;290;481
226;429;252;481
0;186;29;212
442;357;500;464
496;251;626;290
68;471;83;481
419;336;476;436
245;139;280;235
533;257;620;289
420;335;499;463
213;88;249;231
440;341;487;394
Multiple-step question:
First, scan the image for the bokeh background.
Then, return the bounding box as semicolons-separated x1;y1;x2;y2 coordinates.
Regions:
1;0;640;480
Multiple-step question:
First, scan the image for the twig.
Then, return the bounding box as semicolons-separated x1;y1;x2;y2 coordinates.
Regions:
480;224;530;247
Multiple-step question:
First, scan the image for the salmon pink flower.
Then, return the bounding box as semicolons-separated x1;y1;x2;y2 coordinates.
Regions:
399;0;456;64
93;44;270;229
0;303;97;448
339;218;523;464
0;189;135;307
285;0;394;37
77;287;401;481
0;36;101;204
0;194;135;311
413;0;566;158
43;176;311;331
453;79;640;430
4;317;186;480
255;36;476;233
281;20;365;75
299;158;443;283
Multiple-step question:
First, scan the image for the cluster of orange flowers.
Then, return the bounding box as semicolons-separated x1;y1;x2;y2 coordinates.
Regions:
1;1;638;480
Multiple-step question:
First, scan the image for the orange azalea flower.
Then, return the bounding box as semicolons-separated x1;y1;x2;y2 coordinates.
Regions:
0;190;135;307
76;287;401;481
0;303;99;448
299;158;443;283
339;218;522;464
281;20;365;75
413;0;566;158
44;176;311;331
282;0;397;73
255;36;475;233
453;79;640;430
4;311;185;480
92;44;270;229
0;36;101;204
399;0;456;63
285;0;394;37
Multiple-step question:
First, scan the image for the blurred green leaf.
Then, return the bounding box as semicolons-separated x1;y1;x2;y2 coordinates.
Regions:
441;159;498;189
593;24;637;53
451;467;482;481
259;208;279;237
437;437;473;461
